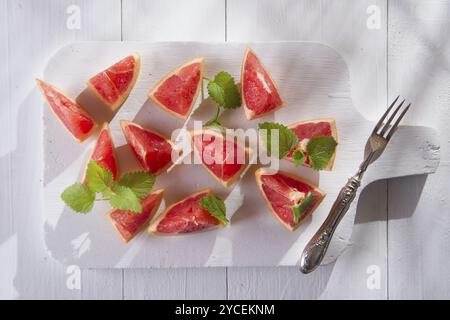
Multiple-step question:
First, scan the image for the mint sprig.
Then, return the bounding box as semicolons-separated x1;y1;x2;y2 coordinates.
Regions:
110;185;142;213
199;195;229;225
207;71;241;109
258;121;337;170
61;183;95;214
86;161;113;195
61;161;156;214
292;149;306;166
119;171;156;199
203;71;241;130
292;192;316;224
258;122;298;159
306;136;337;170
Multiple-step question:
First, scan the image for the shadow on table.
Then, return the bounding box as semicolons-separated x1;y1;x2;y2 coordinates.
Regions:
355;175;428;224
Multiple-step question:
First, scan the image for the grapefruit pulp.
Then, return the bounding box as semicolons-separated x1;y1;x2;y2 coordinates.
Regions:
88;53;141;111
191;129;250;188
149;57;204;119
84;123;118;181
255;168;325;231
241;48;283;120
287;119;338;171
36;79;96;142
120;120;173;175
108;189;164;242
148;189;224;235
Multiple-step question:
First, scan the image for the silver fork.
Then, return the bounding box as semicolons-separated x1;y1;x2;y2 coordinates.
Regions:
300;96;411;274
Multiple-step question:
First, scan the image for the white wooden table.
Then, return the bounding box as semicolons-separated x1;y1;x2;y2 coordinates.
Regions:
0;0;449;299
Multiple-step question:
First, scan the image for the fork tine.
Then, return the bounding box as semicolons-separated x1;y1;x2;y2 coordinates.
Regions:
386;103;411;140
380;99;405;135
373;95;400;133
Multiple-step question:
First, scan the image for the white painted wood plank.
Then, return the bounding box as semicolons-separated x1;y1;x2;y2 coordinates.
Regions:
122;0;226;41
5;0;122;299
121;0;227;299
227;0;388;299
81;269;123;299
124;268;227;299
0;0;15;299
388;0;450;299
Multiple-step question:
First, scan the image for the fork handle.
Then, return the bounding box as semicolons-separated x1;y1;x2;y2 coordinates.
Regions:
300;175;361;274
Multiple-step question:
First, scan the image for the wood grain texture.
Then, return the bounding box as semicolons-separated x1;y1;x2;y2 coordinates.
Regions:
226;0;388;299
3;0;122;299
2;0;448;300
124;268;227;299
81;269;123;299
0;0;14;299
122;0;226;41
121;0;227;299
387;0;450;299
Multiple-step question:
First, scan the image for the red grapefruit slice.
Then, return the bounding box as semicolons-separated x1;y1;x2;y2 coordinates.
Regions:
84;123;118;181
286;119;338;171
36;79;96;142
108;189;164;243
149;57;204;119
241;48;283;120
255;168;325;231
148;189;224;235
88;53;141;111
191;129;250;188
120;120;173;175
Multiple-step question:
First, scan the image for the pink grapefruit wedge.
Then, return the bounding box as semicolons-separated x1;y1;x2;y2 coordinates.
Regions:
149;57;204;119
84;123;118;181
88;53;141;111
148;189;224;235
120;120;173;175
241;48;283;120
191;128;250;188
108;189;164;243
286;119;338;171
255;168;325;231
36;79;96;142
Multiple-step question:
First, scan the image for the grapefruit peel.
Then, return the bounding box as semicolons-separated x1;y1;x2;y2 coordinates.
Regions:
149;57;204;119
83;123;119;182
259;120;338;171
36;79;96;142
120;120;175;175
108;189;164;243
148;189;227;235
190;128;251;188
241;48;284;120
255;168;326;231
87;53;141;111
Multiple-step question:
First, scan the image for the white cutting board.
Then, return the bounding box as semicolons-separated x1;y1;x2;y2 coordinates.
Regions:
42;42;440;268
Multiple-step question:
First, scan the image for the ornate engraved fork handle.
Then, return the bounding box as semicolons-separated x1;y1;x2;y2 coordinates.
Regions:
300;175;362;274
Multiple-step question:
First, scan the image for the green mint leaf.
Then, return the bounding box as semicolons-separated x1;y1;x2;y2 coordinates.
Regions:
109;185;142;213
204;119;226;133
258;122;298;159
207;71;241;109
292;149;306;166
292;192;316;224
119;171;155;199
86;160;113;194
207;82;225;106
61;183;95;214
306;136;338;170
199;195;228;225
